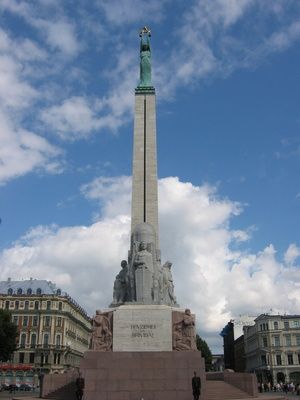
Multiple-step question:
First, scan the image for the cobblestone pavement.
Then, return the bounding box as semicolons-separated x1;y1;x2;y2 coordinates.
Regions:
0;391;38;400
260;392;300;399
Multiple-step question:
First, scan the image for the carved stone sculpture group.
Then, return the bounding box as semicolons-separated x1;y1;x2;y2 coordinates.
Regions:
111;222;177;306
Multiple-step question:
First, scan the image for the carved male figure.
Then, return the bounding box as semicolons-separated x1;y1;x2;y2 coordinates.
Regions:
91;310;112;351
134;242;154;273
113;260;129;304
182;308;197;350
161;261;176;305
173;323;191;351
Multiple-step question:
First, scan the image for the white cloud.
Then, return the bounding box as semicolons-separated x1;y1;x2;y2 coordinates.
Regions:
0;1;80;57
0;110;62;184
0;28;63;184
32;18;80;57
1;176;299;351
284;244;300;266
98;0;168;25
40;96;104;140
81;176;131;219
40;49;137;139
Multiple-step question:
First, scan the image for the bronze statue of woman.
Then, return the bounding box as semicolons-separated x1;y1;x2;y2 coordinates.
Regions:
138;27;152;87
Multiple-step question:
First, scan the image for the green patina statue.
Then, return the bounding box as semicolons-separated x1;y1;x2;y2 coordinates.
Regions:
138;26;152;87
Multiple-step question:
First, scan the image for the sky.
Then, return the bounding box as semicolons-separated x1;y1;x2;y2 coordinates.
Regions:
0;0;300;353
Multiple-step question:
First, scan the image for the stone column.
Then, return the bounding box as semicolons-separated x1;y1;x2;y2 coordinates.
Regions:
131;89;159;249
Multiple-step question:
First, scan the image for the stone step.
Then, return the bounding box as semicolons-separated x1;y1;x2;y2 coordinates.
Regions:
44;381;76;400
205;380;254;400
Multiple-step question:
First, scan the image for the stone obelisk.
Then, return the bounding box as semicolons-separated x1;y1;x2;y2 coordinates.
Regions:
80;29;205;400
131;28;159;248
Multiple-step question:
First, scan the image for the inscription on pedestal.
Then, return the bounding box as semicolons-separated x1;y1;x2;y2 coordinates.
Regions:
113;305;172;351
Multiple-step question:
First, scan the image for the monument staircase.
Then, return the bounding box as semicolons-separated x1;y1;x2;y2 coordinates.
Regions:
205;372;287;400
206;380;254;399
43;381;76;400
205;371;257;400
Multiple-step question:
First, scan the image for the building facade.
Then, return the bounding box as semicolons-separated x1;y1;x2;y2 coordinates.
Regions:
0;278;91;386
221;316;255;371
244;314;300;385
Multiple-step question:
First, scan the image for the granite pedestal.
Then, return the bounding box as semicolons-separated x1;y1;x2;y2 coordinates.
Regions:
113;305;172;352
80;350;206;400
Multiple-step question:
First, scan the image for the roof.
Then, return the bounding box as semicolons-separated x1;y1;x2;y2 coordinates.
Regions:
255;313;300;321
0;278;65;296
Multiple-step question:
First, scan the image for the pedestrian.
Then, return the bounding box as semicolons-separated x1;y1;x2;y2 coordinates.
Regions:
192;371;201;400
75;372;85;400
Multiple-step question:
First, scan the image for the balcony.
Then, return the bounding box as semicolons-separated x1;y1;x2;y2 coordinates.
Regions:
34;344;69;352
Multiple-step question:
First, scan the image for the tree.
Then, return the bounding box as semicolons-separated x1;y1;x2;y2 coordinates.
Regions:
196;334;212;371
0;309;18;362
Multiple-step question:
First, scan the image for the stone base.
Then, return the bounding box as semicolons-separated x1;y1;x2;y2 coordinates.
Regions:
80;350;206;400
113;305;173;351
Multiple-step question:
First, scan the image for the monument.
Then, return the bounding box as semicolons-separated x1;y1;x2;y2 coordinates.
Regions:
80;27;206;400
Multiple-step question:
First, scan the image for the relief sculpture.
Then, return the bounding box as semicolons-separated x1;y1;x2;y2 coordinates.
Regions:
172;309;197;351
91;310;112;351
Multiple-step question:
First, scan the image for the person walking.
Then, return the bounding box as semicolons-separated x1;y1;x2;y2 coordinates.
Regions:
192;371;201;400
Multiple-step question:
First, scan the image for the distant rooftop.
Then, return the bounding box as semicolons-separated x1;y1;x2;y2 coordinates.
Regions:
0;278;65;296
255;313;300;321
0;278;90;319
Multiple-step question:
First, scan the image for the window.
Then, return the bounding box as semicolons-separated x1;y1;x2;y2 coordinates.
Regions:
57;354;61;365
284;321;289;330
261;355;267;365
273;335;280;346
23;316;28;327
285;335;291;346
19;352;25;364
297;335;300;346
29;353;35;364
45;355;48;364
17;288;23;295
5;300;9;309
36;288;42;295
298;354;300;364
43;334;49;346
7;288;13;295
294;320;300;328
58;302;62;311
32;316;38;327
56;335;61;346
13;316;18;325
34;301;39;310
27;288;32;295
57;317;62;327
276;355;282;365
44;316;51;327
263;337;268;347
46;301;51;310
287;354;293;365
274;321;279;330
20;333;26;348
24;301;29;310
31;334;36;348
15;300;19;310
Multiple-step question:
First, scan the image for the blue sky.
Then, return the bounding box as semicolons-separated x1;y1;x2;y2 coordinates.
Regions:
0;0;300;352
